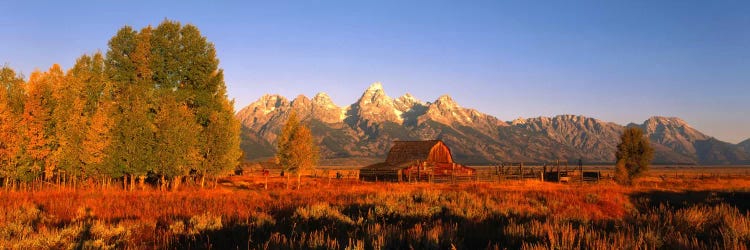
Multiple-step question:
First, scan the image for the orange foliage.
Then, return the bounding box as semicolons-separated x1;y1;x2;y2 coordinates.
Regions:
1;175;749;248
22;67;64;180
0;98;20;173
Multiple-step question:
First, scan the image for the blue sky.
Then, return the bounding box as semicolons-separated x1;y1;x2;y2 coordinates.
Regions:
1;1;748;143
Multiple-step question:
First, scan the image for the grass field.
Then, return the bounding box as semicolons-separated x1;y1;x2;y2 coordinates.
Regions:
1;168;750;249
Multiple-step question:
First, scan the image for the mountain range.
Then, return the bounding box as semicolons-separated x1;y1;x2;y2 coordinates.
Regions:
236;83;750;165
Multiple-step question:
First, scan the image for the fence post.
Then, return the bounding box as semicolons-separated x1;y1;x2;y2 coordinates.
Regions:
451;164;455;184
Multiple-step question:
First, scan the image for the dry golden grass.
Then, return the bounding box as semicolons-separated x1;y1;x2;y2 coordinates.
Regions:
1;174;749;249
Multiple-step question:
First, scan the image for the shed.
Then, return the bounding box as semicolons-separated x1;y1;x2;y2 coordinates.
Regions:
360;140;475;182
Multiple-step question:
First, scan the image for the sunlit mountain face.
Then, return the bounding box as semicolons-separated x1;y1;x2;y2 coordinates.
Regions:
237;83;750;165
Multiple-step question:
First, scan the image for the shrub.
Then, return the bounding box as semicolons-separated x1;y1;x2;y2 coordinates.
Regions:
615;127;654;185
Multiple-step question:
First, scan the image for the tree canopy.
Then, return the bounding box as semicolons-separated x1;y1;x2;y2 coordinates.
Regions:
276;112;319;189
615;126;654;185
0;20;241;190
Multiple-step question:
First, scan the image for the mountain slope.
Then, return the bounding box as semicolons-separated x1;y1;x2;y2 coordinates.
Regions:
510;115;623;162
633;117;750;164
236;83;749;165
739;139;750;154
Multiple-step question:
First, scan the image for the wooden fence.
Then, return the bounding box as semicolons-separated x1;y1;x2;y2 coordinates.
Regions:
238;164;750;184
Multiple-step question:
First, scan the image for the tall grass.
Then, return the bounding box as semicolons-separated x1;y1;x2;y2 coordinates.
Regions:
1;177;749;249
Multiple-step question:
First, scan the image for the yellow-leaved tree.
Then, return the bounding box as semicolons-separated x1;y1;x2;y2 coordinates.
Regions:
276;112;319;189
0;67;25;188
22;66;64;183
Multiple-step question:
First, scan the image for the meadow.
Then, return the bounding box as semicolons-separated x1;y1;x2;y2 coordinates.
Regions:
1;168;749;249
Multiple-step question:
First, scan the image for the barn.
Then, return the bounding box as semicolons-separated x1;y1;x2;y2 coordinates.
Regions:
359;140;475;182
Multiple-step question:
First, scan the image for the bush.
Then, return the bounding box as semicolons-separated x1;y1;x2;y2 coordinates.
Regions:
615;127;654;185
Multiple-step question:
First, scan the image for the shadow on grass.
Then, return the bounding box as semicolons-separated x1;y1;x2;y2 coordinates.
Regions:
170;224;251;249
166;205;555;249
168;191;750;249
630;190;750;213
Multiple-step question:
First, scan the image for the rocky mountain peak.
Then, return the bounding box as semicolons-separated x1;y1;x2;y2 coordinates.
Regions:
235;94;290;135
236;83;750;165
366;82;384;91
511;117;526;125
357;82;394;107
236;94;288;118
350;82;401;125
312;92;345;124
555;114;580;121
553;115;606;128
259;94;288;106
361;82;386;99
394;93;425;114
396;93;421;104
312;92;338;108
641;116;706;139
423;95;477;125
639;116;709;157
435;94;457;105
313;92;332;101
428;95;461;113
519;115;616;134
290;94;311;108
644;116;689;128
399;93;420;103
292;94;309;102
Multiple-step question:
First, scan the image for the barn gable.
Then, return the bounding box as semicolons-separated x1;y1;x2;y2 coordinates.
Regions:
361;140;472;182
385;140;454;165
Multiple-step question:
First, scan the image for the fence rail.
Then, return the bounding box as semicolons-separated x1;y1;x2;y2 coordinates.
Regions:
239;165;750;184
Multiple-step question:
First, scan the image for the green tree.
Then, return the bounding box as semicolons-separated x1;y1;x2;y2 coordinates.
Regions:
109;84;155;190
49;54;113;187
196;98;242;188
104;20;241;189
615;127;654;185
68;53;108;115
149;20;241;184
68;53;115;185
0;66;25;114
106;25;158;190
105;26;138;85
154;94;201;190
52;57;92;186
276;112;319;189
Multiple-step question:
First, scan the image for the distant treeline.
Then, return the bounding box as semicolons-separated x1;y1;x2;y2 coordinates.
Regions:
0;20;241;190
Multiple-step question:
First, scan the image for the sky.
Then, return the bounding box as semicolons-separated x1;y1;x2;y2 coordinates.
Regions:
1;1;749;143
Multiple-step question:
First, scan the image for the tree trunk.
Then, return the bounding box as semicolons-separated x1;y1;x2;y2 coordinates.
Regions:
200;175;205;189
138;175;145;190
286;174;290;190
130;174;136;191
172;176;181;191
297;172;301;190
